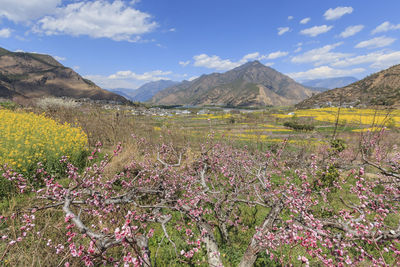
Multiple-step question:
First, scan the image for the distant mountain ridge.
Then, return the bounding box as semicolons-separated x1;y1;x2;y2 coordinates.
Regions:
297;65;400;108
133;80;179;102
107;88;137;101
0;47;126;103
108;80;179;102
301;77;358;92
151;61;314;107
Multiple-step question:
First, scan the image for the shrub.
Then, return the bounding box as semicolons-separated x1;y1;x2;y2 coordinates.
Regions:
283;121;314;131
329;138;347;153
0;100;18;110
228;116;236;124
0;172;16;199
315;164;340;190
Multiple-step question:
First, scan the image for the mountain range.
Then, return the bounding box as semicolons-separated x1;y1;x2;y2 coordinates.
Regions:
151;61;314;107
297;64;400;108
1;46;399;109
108;80;178;102
301;76;358;92
0;47;126;103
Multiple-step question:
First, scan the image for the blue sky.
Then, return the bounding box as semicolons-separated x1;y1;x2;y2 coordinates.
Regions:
1;0;400;89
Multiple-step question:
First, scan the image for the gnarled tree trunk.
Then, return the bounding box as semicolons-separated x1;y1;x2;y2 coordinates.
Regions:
198;221;224;267
239;203;283;267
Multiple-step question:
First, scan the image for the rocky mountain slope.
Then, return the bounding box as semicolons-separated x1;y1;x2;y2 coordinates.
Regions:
301;76;358;92
151;61;314;107
297;64;400;108
0;47;126;103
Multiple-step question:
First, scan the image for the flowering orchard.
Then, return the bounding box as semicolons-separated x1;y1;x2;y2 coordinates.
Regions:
0;130;399;266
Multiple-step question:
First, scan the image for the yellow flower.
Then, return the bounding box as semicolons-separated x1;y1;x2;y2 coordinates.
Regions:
0;109;88;174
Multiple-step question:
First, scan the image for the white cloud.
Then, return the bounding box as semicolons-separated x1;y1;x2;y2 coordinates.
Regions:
179;60;190;67
300;17;310;24
332;52;383;67
85;69;172;89
369;51;400;68
84;75;136;89
188;76;198;81
277;27;290;36
288;16;294;20
287;66;364;80
242;52;263;61
15;35;27;41
193;54;240;70
339;25;364;38
300;25;333;37
294;43;303;53
372;21;400;34
332;50;400;69
267;51;288;59
54;56;66;61
73;66;80;71
0;28;11;38
192;51;287;71
34;0;157;42
291;42;350;66
324;6;353;20
193;52;268;71
0;0;61;22
109;70;171;80
355;36;395;49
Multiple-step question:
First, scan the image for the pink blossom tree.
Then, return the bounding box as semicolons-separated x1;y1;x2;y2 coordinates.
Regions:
1;133;399;266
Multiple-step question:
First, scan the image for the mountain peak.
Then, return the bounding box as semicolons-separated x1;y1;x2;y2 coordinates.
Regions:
151;60;313;107
236;60;264;70
245;60;263;66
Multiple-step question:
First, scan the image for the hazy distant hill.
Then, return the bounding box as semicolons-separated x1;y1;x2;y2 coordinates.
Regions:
0;47;126;103
297;65;400;108
301;77;358;92
152;61;314;107
109;80;178;102
107;88;137;101
132;80;179;102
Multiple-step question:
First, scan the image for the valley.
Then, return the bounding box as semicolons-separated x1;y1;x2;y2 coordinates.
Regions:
0;13;400;265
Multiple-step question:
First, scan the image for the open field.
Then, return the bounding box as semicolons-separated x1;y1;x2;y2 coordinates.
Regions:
0;102;399;266
133;106;400;149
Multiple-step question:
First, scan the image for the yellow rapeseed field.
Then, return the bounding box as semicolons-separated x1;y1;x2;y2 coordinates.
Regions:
243;128;293;132
194;113;233;120
0;109;88;174
273;107;400;127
